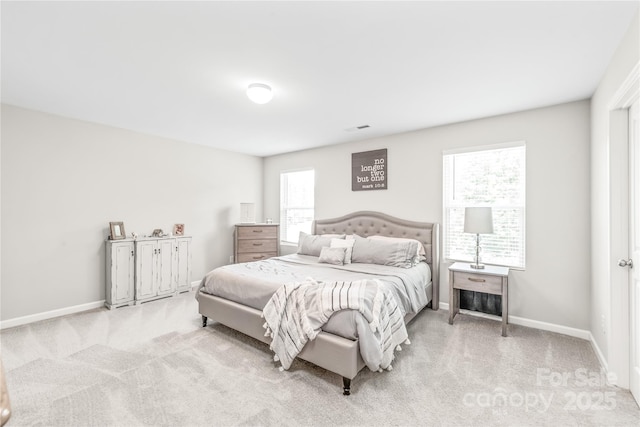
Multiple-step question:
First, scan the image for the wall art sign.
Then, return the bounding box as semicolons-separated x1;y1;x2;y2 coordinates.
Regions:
352;148;387;191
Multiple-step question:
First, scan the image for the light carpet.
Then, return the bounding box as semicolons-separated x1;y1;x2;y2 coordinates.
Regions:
1;291;639;426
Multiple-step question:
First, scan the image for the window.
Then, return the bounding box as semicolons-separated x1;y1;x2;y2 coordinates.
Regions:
443;142;526;269
280;169;315;244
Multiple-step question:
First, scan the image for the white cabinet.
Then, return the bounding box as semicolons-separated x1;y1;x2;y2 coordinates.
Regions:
105;240;135;309
105;236;192;309
135;238;176;303
175;237;192;293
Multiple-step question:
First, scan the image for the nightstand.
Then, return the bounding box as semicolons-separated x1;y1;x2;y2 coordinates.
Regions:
448;262;510;336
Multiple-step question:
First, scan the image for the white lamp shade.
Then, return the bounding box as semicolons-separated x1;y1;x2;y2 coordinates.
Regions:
240;203;256;223
464;207;494;234
247;83;273;104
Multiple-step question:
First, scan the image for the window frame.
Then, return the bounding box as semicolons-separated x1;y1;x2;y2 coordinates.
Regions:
443;141;526;270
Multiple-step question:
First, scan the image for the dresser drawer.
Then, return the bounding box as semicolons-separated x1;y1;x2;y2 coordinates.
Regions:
236;252;277;263
452;271;503;295
237;226;277;240
237;239;278;253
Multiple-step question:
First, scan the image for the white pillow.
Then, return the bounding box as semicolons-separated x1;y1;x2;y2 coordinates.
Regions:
330;238;356;264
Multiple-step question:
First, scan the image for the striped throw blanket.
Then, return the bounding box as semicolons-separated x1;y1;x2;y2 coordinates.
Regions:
262;278;409;371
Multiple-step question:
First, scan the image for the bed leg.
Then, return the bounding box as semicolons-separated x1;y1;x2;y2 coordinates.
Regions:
342;378;351;396
201;315;208;327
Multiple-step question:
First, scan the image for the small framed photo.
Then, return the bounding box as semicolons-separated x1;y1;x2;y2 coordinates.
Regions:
173;224;185;236
109;222;126;240
151;229;164;237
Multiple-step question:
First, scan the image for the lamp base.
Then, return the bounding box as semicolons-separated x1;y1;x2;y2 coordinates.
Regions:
470;234;485;269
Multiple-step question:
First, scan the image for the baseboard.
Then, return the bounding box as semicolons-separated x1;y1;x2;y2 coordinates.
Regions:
0;300;106;330
191;280;201;290
438;302;590;340
589;332;610;376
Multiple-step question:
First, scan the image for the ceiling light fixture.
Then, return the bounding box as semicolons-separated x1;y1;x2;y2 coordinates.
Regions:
247;83;273;104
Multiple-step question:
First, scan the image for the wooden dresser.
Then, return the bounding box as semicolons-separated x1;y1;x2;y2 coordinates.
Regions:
234;223;279;263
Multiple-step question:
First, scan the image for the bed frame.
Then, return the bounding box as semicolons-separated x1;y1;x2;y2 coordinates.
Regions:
197;211;440;395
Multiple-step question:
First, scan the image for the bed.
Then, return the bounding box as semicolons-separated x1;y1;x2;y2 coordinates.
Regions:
197;211;440;395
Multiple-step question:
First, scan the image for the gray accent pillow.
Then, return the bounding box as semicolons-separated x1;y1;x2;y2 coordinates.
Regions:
318;246;347;265
367;235;426;256
297;232;345;256
351;235;420;268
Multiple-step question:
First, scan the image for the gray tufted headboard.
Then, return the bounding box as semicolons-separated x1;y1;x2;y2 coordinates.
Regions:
313;211;440;309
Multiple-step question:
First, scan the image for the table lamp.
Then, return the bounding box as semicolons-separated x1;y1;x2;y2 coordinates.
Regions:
464;207;494;269
240;203;256;223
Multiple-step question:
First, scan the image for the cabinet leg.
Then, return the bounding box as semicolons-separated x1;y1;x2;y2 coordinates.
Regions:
201;315;208;327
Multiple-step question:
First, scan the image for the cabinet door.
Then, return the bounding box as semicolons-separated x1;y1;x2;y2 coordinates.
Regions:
113;242;135;303
136;240;157;300
107;241;135;307
157;238;176;295
176;237;192;292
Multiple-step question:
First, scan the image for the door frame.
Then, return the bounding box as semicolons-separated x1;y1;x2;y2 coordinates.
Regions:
608;61;640;389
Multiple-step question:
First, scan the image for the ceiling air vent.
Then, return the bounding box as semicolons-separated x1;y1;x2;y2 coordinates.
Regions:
344;124;371;132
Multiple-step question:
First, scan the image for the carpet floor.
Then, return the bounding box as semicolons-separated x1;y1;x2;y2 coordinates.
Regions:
1;291;639;426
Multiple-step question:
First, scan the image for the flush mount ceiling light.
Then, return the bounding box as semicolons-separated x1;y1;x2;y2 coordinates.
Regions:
246;83;273;104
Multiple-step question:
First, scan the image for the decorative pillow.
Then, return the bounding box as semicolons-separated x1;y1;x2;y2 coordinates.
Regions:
330;238;355;264
297;232;345;256
367;235;426;265
318;246;347;265
367;235;426;256
351;235;421;268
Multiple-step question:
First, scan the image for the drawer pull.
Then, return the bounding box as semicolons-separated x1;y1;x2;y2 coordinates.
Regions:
253;256;264;260
253;243;263;246
252;230;263;233
468;277;486;283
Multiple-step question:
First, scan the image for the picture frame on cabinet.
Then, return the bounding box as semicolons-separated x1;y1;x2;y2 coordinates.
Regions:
173;224;185;236
109;222;126;240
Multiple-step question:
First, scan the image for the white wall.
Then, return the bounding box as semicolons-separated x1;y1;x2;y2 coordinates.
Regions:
1;104;263;321
590;12;639;365
264;100;591;330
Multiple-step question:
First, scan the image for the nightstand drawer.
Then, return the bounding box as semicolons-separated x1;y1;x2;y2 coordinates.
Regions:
453;272;503;295
237;239;278;253
236;252;277;263
237;226;278;239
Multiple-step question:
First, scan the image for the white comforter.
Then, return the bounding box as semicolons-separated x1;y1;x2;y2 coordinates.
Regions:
198;254;431;370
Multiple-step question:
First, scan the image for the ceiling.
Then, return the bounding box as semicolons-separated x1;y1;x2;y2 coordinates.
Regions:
1;1;638;157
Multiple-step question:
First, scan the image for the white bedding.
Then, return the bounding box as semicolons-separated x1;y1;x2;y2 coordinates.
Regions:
197;254;432;370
